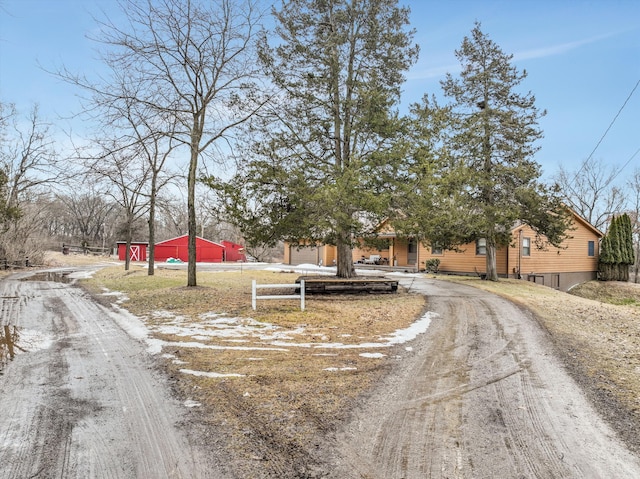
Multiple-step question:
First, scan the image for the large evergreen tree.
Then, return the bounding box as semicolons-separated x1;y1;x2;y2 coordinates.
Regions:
406;23;570;281
210;0;418;278
600;214;635;281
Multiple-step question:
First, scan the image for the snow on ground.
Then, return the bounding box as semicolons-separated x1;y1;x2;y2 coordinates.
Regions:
102;288;437;379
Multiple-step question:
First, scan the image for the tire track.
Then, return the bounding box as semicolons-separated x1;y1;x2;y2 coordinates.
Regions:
329;276;640;478
0;270;219;478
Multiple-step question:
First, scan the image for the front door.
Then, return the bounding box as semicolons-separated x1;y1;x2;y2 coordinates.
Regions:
407;239;417;265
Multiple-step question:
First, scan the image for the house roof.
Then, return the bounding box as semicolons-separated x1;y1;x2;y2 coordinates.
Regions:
374;208;604;240
510;208;604;238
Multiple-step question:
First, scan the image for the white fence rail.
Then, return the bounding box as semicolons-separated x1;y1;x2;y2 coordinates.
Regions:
251;280;305;311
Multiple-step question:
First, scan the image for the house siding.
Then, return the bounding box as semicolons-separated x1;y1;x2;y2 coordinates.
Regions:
508;223;599;275
415;214;601;291
283;210;601;291
418;242;509;275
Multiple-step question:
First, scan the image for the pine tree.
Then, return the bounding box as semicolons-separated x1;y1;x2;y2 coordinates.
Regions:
210;0;418;278
407;23;570;280
599;214;635;281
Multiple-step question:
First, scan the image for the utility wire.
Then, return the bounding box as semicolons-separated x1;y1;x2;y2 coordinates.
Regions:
573;78;640;182
609;146;640;184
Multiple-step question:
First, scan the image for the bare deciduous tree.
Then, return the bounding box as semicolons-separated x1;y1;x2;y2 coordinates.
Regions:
82;0;268;286
555;158;626;231
628;169;640;283
56;188;118;247
0;103;62;262
0;104;61;214
85;141;152;270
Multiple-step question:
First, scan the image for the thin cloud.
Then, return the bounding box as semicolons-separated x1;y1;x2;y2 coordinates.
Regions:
408;31;623;82
513;32;617;61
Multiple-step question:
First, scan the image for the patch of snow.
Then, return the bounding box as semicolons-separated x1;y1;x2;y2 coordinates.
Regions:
101;290;129;304
13;329;54;352
323;367;357;372
184;399;201;408
360;352;386;359
179;369;245;378
150;311;306;342
165;341;289;352
265;264;337;275
107;304;164;354
379;311;436;345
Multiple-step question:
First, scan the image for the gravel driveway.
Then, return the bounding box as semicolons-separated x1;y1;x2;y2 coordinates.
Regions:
0;268;222;478
3;265;640;478
326;274;640;478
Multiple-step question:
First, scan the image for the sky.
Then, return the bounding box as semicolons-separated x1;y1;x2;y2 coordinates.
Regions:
1;0;639;183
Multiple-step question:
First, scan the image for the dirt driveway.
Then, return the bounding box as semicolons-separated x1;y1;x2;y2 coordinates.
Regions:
2;266;640;478
327;275;640;478
0;268;222;478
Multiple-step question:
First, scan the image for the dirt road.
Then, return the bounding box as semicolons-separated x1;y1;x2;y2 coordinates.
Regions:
0;268;223;479
328;275;640;478
3;266;640;479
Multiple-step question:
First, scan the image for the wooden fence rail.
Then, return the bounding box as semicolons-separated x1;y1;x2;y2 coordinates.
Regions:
62;244;111;255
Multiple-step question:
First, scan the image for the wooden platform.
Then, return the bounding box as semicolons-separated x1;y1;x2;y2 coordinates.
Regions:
296;275;399;294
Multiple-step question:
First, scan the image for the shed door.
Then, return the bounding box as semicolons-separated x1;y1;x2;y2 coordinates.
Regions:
130;245;141;261
289;246;320;265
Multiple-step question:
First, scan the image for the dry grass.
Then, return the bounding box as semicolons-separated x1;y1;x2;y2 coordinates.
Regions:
83;264;426;470
55;246;640;463
571;280;640;307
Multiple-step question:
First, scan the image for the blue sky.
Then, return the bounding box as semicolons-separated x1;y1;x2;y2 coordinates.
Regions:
1;0;639;182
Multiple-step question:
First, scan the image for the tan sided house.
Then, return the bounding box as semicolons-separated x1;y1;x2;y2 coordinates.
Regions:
284;209;603;291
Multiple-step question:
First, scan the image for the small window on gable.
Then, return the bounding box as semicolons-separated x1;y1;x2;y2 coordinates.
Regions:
431;244;443;255
588;240;595;257
522;237;531;256
476;238;486;256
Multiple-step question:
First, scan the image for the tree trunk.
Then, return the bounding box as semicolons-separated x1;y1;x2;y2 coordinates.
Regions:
124;228;131;271
486;241;498;281
635;242;640;283
147;174;156;276
336;235;355;279
187;125;201;287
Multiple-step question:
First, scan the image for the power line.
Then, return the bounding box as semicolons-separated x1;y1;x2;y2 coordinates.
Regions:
573;78;640;181
609;146;640;185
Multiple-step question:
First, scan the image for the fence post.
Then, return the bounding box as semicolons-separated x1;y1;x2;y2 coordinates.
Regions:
252;279;257;310
300;280;305;311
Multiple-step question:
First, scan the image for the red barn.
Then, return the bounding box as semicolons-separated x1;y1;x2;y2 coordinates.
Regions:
221;240;247;262
154;235;224;263
117;241;149;261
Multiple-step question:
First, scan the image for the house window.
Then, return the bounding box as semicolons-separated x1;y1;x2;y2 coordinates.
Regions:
522;237;531;256
431;244;443;255
476;238;486;255
408;240;417;254
588;241;595;257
